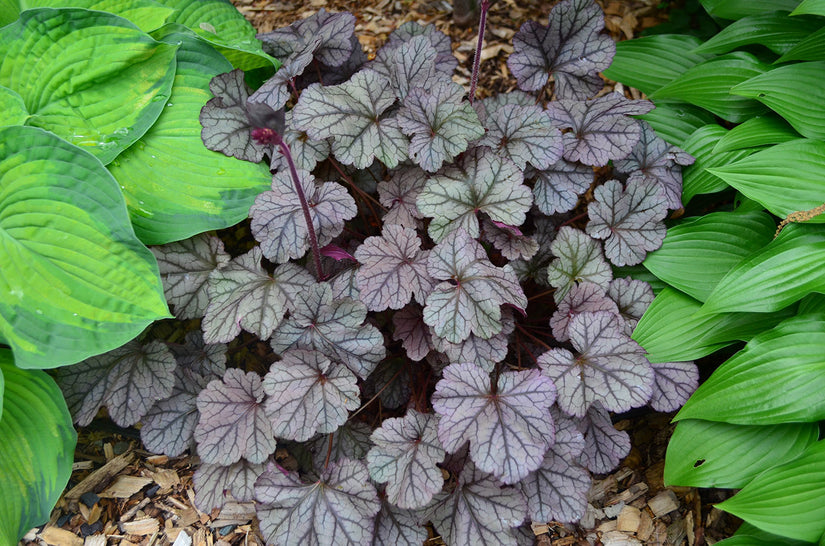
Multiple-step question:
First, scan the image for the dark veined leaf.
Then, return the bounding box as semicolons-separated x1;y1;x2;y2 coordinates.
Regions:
432;362;556;484
308;421;373;470
378;167;427;229
262;349;359;442
507;0;615;99
271;111;331;173
194;368;277;465
547;92;654;167
538;311;653;417
649;361;698;412
193;459;265;512
366;409;445;509
271;282;386;379
369;357;413;410
202;248;315;344
354;224;434;311
152;233;230;320
694;12;823;55
578;403;631;473
586;179;668;267
473;91;536;125
375;21;457;78
481;219;539;261
680;124;754;204
56;339;176;427
511;216;558;284
255;458;380;546
250;168;357;264
257;8;355;67
248;37;319;112
417;147;532;243
476;103;562;170
528;159;593;215
382;35;454;101
432;309;515;372
423;229;528;343
392;304;433;361
170;330;227;378
712;115;800;154
373;499;428;546
550;282;619;342
292;69;408;169
606;277;654;335
546;226;613;302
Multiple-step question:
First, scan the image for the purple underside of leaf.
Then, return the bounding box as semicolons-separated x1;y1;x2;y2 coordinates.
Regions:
607;277;654;335
257;8;355;67
550;281;620;342
579;403;631;473
477;103;563;170
378;166;428;229
392;304;433;361
649;361;699;412
193;459;265;512
528;159;593;216
546;226;612;302
432;362;556;484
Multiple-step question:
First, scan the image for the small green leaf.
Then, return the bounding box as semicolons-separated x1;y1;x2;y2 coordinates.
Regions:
777;27;825;62
0;352;77;543
700;0;800;19
692;12;822;55
665;419;818;488
791;0;825;16
677;312;825;424
717;439;825;542
712;115;800;153
637;101;717;147
650;52;770;123
681;125;753;203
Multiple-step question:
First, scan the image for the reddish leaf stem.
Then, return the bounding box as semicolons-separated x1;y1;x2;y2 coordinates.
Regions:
468;0;490;104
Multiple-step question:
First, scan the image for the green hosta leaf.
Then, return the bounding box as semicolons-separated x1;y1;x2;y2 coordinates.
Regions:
693;12;822;55
777;27;825;62
0;352;76;544
712;115;800;153
716;522;813;546
681;125;754;204
643;211;776;301
677;312;825;424
109;31;271;245
0;126;169;369
602;35;709;95
665;419;818;488
637;101;717;147
702;224;825;314
18;0;175;32
792;0;825;15
0;85;28;126
700;0;800;19
649;52;770;123
732;62;825;140
0;8;177;165
717;440;825;542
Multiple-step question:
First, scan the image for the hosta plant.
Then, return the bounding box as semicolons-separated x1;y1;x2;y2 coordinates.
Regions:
56;1;697;544
605;0;825;543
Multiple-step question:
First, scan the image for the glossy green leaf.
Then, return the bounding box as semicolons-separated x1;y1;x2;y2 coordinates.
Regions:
677;313;825;424
16;0;175;32
0;352;76;543
0;85;28;126
681;125;753;203
791;0;825;15
650;52;770;123
0;8;178;165
798;293;825;315
643;211;775;301
700;0;800;19
717;523;813;546
693;12;822;55
602;35;710;95
633;287;795;362
732;62;825;139
778;27;825;62
708;139;825;223
0;0;17;26
713;115;800;153
108;31;271;245
718;440;825;542
637;101;717;147
665;419;818;488
612;265;669;294
0;126;170;369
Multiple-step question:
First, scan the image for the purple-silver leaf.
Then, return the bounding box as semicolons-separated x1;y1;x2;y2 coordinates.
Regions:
431;310;515;373
649;361;699;412
432;362;556;484
607;277;654;335
257;9;355;67
308;420;373;470
528;159;593;215
270;111;331;173
249;38;319;112
392;304;433;361
373;499;427;546
141;367;210;457
473;91;536;125
200;70;268;162
383;21;457;76
477;103;562;170
56;357;110;427
578;403;631;473
481;219;539;262
550;282;619;342
193;459;265;512
378;167;428;229
518;449;590;523
511;216;558;284
170;330;227;378
546;226;612;302
389;35;453;101
369;358;413;410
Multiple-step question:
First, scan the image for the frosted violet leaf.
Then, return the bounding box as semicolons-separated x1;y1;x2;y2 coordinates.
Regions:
200;69;268;162
551;408;586;459
193;459;265;512
607;277;654;335
374;499;427;546
257;9;355;67
511;216;558;284
292;69;408;169
432;362;556;484
390;35;452;101
649;361;699;412
270;111;331;173
477;104;562;170
378;166;427;229
518;449;590;523
141;367;210;457
250;169;357;264
354;224;433;311
255;458;380;546
194;368;277;465
202;248;315;344
528;159;593;215
369;358;412;410
417;147;532;242
329;267;360;301
308;421;373;470
546;92;655;167
550;282;619;342
586;179;668;267
383;21;457;76
481;218;539;261
431;310;515;373
170;330;227;378
271;282;386;378
474;90;536;125
392;304;433;361
424;229;527;343
397;81;484;172
249;38;320;112
152;234;230;320
56;357;110;427
578;403;630;473
507;0;615;99
262;349;360;442
367;409;445;509
428;462;527;546
538;311;653;418
546;226;612;302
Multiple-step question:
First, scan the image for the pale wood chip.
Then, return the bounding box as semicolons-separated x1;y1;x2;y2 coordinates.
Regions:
172;530;193;546
120;517;160;536
210;502;256;527
607;482;649;506
39;526;83;546
72;460;95;471
616;505;641;533
83;535;106;546
146;455;169;465
601;530;642;546
99;475;153;499
648;489;679;518
121;497;152;522
151;468;181;493
65;452;135;506
637;510;655;541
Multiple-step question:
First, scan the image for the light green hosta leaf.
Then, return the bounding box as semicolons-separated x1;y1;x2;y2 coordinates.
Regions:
677;312;825;424
717;440;825;542
700;0;800;19
108;31;271;244
0;8;177;165
792;0;825;15
693;12;822;55
665;419;818;488
15;0;174;32
712;115;800;153
0;126;170;369
0;352;76;544
681;125;754;204
701;224;825;315
643;211;775;302
637;101;717;147
732;62;825;140
0;85;28;126
717;523;813;546
778;27;825;62
649;52;770;123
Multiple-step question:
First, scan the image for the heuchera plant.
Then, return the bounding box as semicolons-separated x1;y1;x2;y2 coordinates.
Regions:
57;1;696;543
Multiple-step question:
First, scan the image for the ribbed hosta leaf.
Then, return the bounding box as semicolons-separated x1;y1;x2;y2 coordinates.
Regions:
680;124;753;204
712;115;800;154
693;12;822;55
